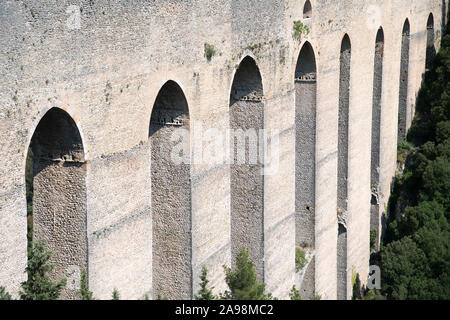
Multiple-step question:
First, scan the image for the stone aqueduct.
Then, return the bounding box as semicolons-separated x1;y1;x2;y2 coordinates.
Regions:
0;0;447;299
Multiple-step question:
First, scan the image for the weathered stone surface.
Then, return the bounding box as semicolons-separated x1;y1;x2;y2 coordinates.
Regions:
0;0;446;300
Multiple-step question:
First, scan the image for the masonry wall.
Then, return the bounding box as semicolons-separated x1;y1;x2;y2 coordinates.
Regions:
0;0;446;300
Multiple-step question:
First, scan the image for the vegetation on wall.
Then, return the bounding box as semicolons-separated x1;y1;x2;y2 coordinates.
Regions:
295;247;307;272
293;20;310;41
0;287;12;300
204;43;217;62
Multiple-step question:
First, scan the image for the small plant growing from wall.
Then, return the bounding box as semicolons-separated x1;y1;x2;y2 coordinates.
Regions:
289;285;302;300
204;43;217;62
295;247;307;272
293;20;310;41
370;230;378;251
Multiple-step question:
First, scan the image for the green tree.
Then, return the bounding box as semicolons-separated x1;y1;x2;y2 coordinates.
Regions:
0;287;12;300
361;290;386;300
20;241;66;300
222;248;274;300
295;247;307;271
78;269;94;300
194;265;217;300
112;288;120;300
289;285;302;300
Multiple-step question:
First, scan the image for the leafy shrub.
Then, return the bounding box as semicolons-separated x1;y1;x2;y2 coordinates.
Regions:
222;248;275;300
289;285;302;300
0;287;12;300
204;43;217;61
295;247;307;272
293;20;310;41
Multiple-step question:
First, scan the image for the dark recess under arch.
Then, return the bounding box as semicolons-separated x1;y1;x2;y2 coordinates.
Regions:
398;19;411;142
294;41;317;299
229;56;265;280
426;13;436;71
303;1;312;19
150;80;192;300
27;107;87;300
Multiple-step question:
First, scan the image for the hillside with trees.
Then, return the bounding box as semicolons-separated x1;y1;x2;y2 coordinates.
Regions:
372;18;450;300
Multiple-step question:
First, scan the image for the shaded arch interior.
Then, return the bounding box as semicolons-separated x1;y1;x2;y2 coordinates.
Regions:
229;56;265;280
303;1;312;19
150;80;192;300
294;41;317;299
426;13;436;70
398;19;411;141
27;107;87;300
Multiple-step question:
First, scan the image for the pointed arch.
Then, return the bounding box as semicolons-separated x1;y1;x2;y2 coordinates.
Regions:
27;107;87;299
337;33;351;300
294;41;317;299
303;0;312;19
229;56;265;280
426;13;436;70
150;80;192;299
398;19;411;141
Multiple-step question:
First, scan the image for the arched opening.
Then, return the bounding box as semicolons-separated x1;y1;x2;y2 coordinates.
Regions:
229;56;264;280
398;19;411;142
370;28;385;251
426;13;436;70
303;1;312;19
150;81;192;300
337;34;351;300
294;41;317;299
27;107;87;300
